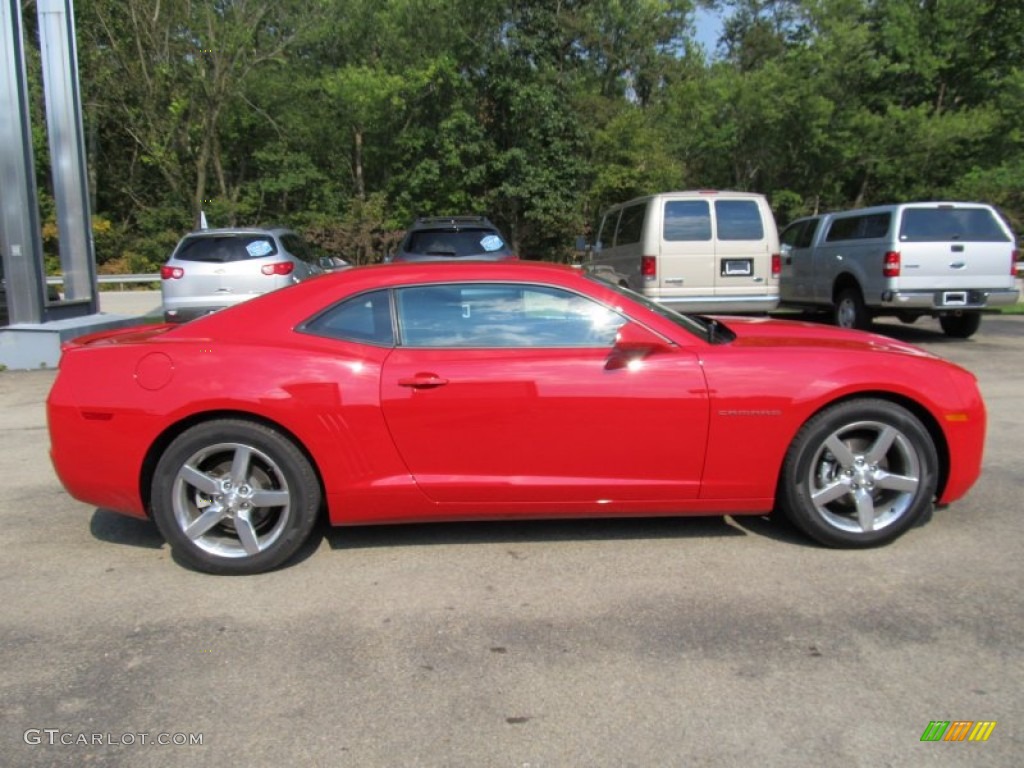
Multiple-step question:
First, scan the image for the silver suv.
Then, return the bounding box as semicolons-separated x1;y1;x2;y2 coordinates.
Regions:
161;227;325;322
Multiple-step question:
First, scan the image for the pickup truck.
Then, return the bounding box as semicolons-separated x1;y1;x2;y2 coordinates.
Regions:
778;202;1019;338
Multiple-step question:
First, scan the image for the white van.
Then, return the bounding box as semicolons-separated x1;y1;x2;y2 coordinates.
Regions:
778;201;1020;338
588;191;781;313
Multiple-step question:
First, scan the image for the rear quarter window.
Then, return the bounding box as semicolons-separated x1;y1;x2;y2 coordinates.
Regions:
175;236;278;263
899;208;1010;243
302;289;394;345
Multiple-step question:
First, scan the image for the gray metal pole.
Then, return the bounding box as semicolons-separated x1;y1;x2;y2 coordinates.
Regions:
0;0;47;324
37;0;97;307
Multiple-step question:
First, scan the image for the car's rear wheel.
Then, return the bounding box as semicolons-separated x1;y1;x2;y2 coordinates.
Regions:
939;311;982;339
151;420;321;574
779;399;938;547
834;287;871;330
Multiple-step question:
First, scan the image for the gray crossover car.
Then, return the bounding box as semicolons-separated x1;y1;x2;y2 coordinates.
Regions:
160;227;326;322
392;216;517;262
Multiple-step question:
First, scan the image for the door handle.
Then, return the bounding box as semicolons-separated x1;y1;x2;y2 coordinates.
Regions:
398;373;449;389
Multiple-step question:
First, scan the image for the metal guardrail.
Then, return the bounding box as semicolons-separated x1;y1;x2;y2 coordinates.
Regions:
47;274;160;287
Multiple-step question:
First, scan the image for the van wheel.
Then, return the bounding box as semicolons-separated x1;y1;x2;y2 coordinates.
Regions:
834;287;871;330
939;312;981;339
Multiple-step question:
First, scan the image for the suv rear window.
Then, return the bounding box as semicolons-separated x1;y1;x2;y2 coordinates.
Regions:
899;208;1010;243
175;235;278;263
404;228;510;257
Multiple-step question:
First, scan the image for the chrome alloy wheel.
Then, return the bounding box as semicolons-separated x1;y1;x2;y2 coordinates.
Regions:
806;420;922;534
171;441;292;558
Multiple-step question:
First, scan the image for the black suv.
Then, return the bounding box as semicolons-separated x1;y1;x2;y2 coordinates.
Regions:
392;216;516;262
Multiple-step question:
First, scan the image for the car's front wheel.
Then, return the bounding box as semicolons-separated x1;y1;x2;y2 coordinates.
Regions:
151;420;321;574
779;399;938;547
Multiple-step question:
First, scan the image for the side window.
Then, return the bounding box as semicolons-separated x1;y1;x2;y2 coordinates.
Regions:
281;233;315;264
782;219;820;249
663;201;712;241
615;203;646;246
825;216;860;242
396;284;625;348
796;218;819;248
715;200;765;241
303;289;394;345
826;213;891;242
860;213;891;239
596;210;620;250
780;222;804;248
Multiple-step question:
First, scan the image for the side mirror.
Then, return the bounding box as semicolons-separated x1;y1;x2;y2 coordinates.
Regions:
605;322;672;370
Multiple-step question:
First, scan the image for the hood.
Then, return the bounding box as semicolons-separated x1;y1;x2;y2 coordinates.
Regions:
716;316;939;359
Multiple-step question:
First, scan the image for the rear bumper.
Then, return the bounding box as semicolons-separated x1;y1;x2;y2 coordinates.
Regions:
880;287;1020;310
654;295;780;314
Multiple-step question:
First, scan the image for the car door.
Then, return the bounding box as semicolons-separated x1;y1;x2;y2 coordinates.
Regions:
380;282;710;505
779;217;821;302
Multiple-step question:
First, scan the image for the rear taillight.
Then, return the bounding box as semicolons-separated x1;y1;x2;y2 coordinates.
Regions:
641;255;657;282
771;253;781;278
261;262;295;276
883;251;901;277
1013;250;1020;276
160;266;183;280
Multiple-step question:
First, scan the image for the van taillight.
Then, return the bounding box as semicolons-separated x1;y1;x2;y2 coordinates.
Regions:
771;253;781;277
883;251;901;277
261;262;295;276
641;255;656;282
160;266;183;279
1013;250;1020;276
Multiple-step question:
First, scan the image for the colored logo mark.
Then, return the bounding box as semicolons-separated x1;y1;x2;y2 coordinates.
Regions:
920;721;996;742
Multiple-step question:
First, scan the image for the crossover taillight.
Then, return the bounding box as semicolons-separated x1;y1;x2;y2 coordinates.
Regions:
160;266;184;280
641;255;657;282
883;251;901;277
261;262;295;276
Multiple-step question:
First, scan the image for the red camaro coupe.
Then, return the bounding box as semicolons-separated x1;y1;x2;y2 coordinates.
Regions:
48;262;986;574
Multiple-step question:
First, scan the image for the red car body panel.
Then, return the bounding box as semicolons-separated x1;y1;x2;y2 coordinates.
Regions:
47;262;986;530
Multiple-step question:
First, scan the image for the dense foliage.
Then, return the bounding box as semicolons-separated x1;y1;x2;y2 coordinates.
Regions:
34;0;1024;268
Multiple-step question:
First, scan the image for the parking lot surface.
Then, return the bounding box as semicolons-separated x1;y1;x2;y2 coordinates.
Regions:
1;314;1021;767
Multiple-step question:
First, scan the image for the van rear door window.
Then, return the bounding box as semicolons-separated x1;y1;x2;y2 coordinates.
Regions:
715;200;764;240
663;201;711;241
900;208;1010;242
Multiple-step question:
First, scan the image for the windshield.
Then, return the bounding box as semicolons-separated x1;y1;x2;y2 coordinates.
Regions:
582;272;724;341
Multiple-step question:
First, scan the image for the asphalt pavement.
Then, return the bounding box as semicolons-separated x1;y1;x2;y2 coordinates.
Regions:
1;313;1021;767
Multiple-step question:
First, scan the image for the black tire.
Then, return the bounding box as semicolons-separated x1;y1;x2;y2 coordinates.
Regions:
833;287;871;330
151;419;321;574
779;399;938;548
939;312;982;339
